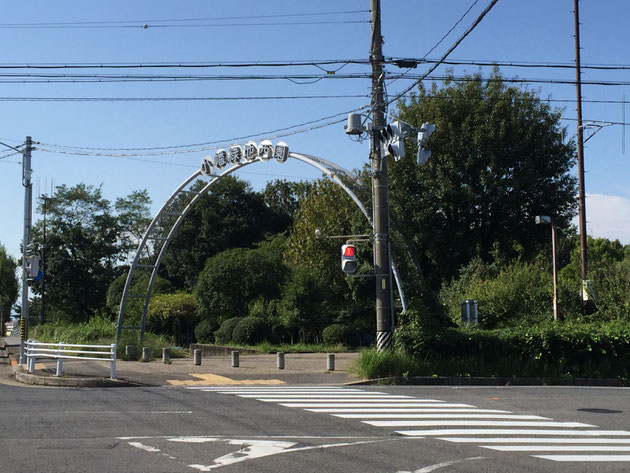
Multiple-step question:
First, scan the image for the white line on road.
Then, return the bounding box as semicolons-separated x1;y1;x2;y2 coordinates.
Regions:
307;408;509;414
279;403;474;408
397;456;487;473
333;414;550;420
399;429;630;437
484;446;630;452
532;454;630;462
242;394;415;399
441;437;630;443
368;420;595;428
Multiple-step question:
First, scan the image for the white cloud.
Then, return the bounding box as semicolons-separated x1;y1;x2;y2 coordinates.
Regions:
572;194;630;245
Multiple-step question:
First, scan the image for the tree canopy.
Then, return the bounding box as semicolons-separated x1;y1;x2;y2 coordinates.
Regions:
390;71;578;288
0;243;19;328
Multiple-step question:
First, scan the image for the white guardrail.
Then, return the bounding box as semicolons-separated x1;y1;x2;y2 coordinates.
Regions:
25;340;117;379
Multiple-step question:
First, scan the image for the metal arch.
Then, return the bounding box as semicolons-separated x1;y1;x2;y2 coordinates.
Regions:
116;152;406;343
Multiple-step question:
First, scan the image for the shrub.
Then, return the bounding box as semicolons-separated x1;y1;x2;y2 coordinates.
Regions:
232;316;269;345
194;319;216;344
322;324;353;346
213;317;243;345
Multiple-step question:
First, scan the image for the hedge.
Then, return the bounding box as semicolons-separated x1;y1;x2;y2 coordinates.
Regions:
397;311;630;379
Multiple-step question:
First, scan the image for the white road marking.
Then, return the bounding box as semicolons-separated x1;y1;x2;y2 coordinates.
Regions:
128;442;161;453
68;411;193;414
532;454;630;462
396;456;487;472
484;446;630;452
367;420;595;428
241;393;413;396
398;429;627;436
279;402;474;408
334;414;550;420
307;408;509;414
441;437;630;443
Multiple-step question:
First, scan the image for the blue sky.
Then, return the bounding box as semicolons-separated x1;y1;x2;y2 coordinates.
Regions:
1;0;629;260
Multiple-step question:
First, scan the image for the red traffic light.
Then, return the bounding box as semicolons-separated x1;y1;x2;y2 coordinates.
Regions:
343;245;356;257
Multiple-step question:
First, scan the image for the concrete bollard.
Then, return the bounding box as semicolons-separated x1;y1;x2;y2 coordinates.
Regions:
194;349;202;366
142;347;150;362
56;342;64;377
277;352;285;370
162;347;170;363
327;353;335;371
126;345;138;360
231;350;239;367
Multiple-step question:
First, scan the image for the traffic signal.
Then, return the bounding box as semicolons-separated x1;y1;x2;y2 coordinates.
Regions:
25;254;39;279
417;123;436;165
341;244;357;274
378;121;406;161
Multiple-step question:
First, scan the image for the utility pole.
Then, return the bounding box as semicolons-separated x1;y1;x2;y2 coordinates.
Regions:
370;0;393;351
573;0;588;302
20;136;33;364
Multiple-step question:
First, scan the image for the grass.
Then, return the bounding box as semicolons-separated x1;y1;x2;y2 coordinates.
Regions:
30;316;186;361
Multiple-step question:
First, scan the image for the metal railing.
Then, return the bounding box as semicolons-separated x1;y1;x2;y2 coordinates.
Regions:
25;340;117;379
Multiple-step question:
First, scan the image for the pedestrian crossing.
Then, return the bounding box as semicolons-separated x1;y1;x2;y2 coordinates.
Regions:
187;385;630;463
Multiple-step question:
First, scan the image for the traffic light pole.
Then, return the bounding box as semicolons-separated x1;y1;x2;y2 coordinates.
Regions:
20;136;32;364
370;0;393;351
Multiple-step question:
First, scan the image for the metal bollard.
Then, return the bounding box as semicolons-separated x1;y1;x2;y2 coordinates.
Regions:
327;353;335;371
194;349;202;366
162;347;170;363
142;347;150;362
231;350;239;367
56;342;64;377
277;352;285;370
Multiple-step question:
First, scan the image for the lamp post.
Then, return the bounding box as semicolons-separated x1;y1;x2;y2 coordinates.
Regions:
535;216;559;321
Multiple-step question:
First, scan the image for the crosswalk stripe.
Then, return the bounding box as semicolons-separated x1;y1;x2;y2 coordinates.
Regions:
278;402;474;408
532;455;630;462
306;408;510;414
366;420;595;428
484;446;630;452
237;394;415;399
441;437;630;443
333;414;550;420
399;429;629;437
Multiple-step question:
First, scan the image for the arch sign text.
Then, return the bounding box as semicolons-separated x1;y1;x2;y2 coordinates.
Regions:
201;140;289;175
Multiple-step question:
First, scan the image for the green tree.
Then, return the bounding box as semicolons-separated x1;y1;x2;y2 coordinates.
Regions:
194;234;287;330
391;71;578;290
262;179;314;222
0;243;19;329
147;292;198;345
163;176;291;290
31;184;151;322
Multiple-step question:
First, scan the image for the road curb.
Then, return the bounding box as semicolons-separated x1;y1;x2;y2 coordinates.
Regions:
345;375;628;387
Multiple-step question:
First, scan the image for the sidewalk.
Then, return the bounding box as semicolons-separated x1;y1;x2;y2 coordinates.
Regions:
0;337;360;387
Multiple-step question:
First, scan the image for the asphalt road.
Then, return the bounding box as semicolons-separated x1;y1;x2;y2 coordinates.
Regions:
1;367;630;473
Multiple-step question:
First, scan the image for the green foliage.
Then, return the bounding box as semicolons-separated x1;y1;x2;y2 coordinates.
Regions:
106;272;173;320
194;319;216;344
0;243;19;328
147;292;198;345
396;308;630;379
350;349;424;380
195;234;287;326
322;324;354;346
278;266;335;344
163;176;291;290
232;316;270;345
391;71;577;289
213;317;243;345
255;341;347;353
262;179;314;222
30;184;152;323
440;258;552;328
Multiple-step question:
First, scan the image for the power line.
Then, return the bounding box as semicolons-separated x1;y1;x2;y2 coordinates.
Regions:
0;59;370;69
0;94;370;102
0;9;369;28
422;0;480;59
408;58;630;71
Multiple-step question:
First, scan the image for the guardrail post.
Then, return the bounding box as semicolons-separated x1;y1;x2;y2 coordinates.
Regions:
26;340;34;373
327;353;335;371
162;348;170;363
193;349;201;366
277;352;285;370
231;350;239;367
56;342;64;377
110;344;117;379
